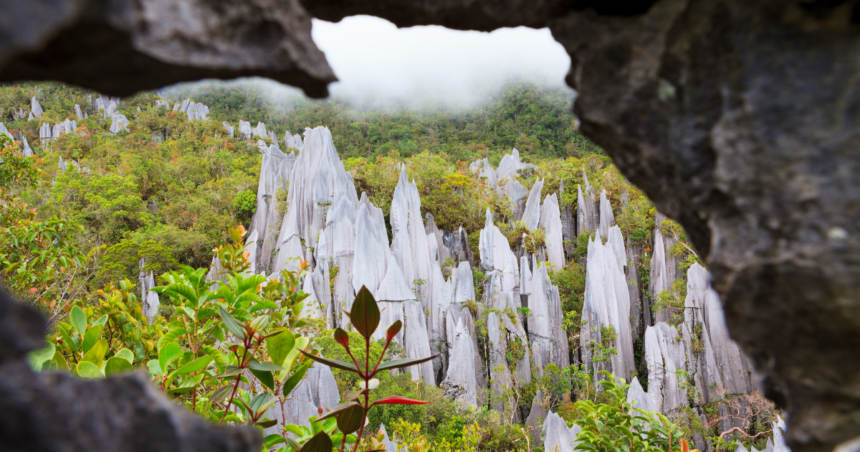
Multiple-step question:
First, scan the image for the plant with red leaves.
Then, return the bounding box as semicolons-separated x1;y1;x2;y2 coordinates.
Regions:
297;286;439;452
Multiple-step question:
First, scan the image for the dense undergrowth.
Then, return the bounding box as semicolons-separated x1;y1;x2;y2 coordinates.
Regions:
0;80;743;451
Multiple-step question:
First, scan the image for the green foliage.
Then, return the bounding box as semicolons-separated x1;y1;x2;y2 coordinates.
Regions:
573;372;687;451
551;261;586;354
298;287;439;452
170;81;598;162
654;278;687;326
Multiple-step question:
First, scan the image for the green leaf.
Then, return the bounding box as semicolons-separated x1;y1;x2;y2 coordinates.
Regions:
147;359;163;376
316;402;360;423
158;327;187;352
92;314;108;327
105;356;133;375
75;361;104;379
215;365;243;378
350;286;380;339
249;360;284;372
265;434;287;449
299;432;333;452
299;350;361;374
256;419;278;428
164;283;198;305
209;385;232;404
267;330;295;366
115;348;135;363
27;341;56;372
81;339;108;365
219;307;247;340
255;397;280;418
172;355;214;376
286;438;303;452
336;404;364;434
250;368;274;391
82;324;104;354
70;306;87;336
59;327;78;353
283;361;312;397
374;354;440;373
158;342;182;374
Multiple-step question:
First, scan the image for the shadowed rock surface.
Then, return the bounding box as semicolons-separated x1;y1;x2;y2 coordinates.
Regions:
0;0;336;97
0;287;262;452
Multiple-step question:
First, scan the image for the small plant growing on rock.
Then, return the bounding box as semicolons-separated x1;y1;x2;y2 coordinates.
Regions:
296;286;440;452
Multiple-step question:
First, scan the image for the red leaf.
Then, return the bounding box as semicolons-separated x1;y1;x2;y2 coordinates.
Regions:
371;396;429;407
386;320;402;343
333;328;350;350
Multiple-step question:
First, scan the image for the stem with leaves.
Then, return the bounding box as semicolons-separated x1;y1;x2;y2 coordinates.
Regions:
297;286;440;452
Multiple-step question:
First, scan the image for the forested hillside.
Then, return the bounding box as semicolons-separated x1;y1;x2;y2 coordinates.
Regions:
0;81;779;452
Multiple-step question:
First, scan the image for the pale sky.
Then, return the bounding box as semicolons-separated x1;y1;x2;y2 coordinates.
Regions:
311;16;573;106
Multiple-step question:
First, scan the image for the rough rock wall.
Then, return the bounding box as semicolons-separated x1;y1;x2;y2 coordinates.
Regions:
0;0;336;97
0;287;262;452
546;3;860;449
580;226;636;383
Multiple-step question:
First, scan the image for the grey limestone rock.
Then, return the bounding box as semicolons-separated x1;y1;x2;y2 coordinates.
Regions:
378;424;401;452
0;123;11;141
539;192;565;270
390;165;433;308
110;115;129;134
598;189;615;240
248;147;295;273
21;137;32;158
285;132;303;151
440;314;478;407
541;411;580;452
251;122;267;139
626;235;645;339
265;363;339;434
683;263;756;401
0;286;262;452
580;231;635;383
39;122;51;146
222;122;234;138
255;140;267;154
74;104;83;119
30;97;42;118
238;121;252;139
576;182;596;237
274;127;358;274
137;259;160;319
521;178;543;229
506;179;528;221
155;100;170;109
649;212;681;324
644;322;689;413
626;376;654;414
527;260;569;375
487;312;516;418
525;391;546;444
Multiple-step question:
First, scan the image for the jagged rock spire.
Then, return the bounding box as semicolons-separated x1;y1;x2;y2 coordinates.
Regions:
521;178;543;230
440;314;478;407
248;145;296;274
580;226;636;383
390;164;432;307
541;411;581;452
31;96;43;117
539;193;565;270
527;260;569;375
